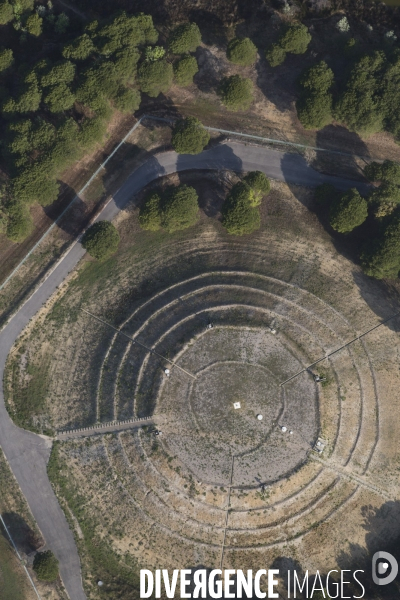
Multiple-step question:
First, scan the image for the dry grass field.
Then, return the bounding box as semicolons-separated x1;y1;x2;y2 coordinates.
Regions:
7;173;400;598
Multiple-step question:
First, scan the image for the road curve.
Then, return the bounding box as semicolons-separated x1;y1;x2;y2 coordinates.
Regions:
0;141;368;599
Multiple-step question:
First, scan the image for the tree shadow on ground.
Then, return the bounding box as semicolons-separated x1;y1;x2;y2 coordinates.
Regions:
0;512;40;555
314;125;371;181
335;500;400;598
189;10;228;47
138;93;182;121
255;53;296;115
176;169;231;218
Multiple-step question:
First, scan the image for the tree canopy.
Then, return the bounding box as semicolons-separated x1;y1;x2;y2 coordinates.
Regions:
26;13;43;36
0;1;13;25
266;24;311;67
364;160;400;184
243;171;270;205
138;59;173;97
0;48;13;72
171;117;210;155
162;185;199;232
139;192;162;231
296;61;334;129
173;55;198;86
168;23;201;54
361;217;400;279
329;188;368;233
227;37;257;66
81;221;120;260
33;551;59;582
222;182;261;235
219;75;253;111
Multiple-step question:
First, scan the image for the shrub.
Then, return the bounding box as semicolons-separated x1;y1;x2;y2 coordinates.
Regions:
219;75;253;111
79;117;107;149
0;1;13;25
139;192;162;231
113;46;140;81
336;16;350;33
221;182;261;235
26;13;42;36
33;550;59;582
6;202;33;242
227;37;257;66
361;217;400;278
171;117;210;155
54;13;69;34
168;22;201;54
43;83;75;113
62;34;95;60
364;160;400;184
96;12;158;55
162;185;199;232
265;44;287;67
0;48;13;72
173;55;198;86
297;94;332;129
113;86;140;112
81;221;120;260
138;59;173;97
329;188;368;233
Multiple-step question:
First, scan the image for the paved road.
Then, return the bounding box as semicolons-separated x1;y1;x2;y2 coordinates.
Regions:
0;142;369;599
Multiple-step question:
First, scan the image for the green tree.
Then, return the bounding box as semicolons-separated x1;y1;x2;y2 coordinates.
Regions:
227;37;257;66
265;44;286;67
0;48;13;72
41;61;75;88
43;83;75;113
113;86;140;112
369;182;400;218
266;23;311;67
6;202;33;242
334;52;385;136
162;184;199;232
361;216;400;278
329;188;368;233
171;117;210;155
138;59;173;97
12;161;60;206
62;34;95;60
173;55;198;86
219;75;253;111
221;181;261;235
79;116;107;149
280;23;311;54
243;171;270;205
139;192;162;231
113;46;140;81
364;160;400;184
54;12;69;34
168;22;201;54
3;73;41;114
33;550;59;582
81;221;120;260
0;1;13;25
96;12;158;55
296;62;334;129
26;13;42;36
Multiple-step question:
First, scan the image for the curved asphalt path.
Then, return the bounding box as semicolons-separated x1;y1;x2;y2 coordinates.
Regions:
0;142;369;599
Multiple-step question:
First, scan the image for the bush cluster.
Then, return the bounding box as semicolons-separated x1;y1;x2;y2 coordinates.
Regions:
168;23;201;54
173;55;198;86
139;184;199;233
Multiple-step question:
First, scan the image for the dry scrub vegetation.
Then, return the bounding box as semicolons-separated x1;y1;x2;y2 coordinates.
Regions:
6;172;400;597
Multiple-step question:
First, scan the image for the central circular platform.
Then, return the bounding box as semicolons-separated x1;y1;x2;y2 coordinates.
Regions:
190;361;282;451
155;326;318;486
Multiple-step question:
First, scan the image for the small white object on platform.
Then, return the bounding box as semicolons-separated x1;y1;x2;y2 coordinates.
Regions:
281;426;287;432
233;402;241;409
257;414;263;420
